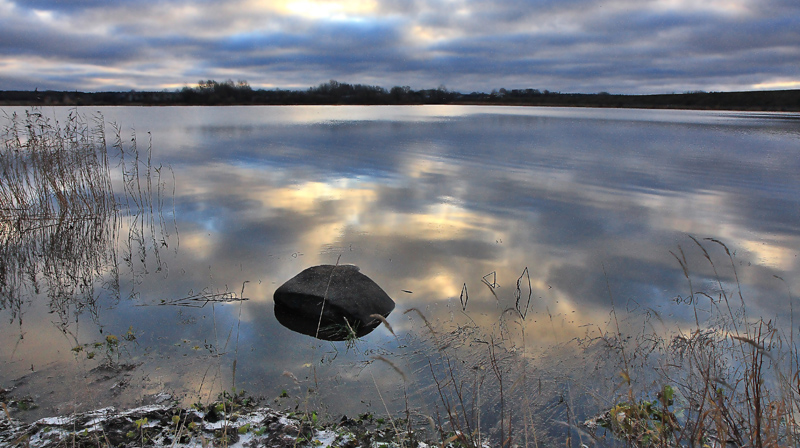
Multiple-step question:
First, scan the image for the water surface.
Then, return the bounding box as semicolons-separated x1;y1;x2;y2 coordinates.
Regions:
1;105;799;430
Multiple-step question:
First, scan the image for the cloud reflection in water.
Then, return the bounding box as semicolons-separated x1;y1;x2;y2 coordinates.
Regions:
1;105;798;425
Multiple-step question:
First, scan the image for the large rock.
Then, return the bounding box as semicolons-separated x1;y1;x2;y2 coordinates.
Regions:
273;265;395;341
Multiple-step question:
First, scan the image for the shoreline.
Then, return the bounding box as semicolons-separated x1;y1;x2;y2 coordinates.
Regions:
2;102;799;114
2;88;799;112
0;391;431;448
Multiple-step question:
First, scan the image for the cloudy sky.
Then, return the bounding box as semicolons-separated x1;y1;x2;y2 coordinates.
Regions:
1;0;799;93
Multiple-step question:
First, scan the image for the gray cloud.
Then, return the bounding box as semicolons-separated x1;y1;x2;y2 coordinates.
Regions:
1;0;798;92
0;22;142;63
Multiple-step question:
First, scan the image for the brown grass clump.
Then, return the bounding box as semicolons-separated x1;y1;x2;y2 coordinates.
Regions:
585;238;800;447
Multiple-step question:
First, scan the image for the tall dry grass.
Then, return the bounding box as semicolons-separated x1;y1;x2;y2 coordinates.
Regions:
378;237;799;447
583;238;799;447
0;108;175;330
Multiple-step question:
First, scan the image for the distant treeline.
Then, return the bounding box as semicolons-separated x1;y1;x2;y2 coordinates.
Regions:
2;79;799;111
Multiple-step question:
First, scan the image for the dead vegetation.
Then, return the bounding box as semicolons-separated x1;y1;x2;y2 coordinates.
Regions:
0;108;176;330
372;237;800;447
582;238;799;447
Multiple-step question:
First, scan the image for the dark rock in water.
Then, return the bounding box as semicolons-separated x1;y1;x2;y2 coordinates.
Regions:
273;265;395;341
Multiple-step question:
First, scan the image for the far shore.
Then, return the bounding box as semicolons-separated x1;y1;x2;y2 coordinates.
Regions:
2;84;799;112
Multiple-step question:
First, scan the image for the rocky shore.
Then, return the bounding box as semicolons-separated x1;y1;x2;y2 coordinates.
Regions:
0;391;430;448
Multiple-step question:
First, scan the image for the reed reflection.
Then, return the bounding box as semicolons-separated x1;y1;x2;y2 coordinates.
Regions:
0;109;176;330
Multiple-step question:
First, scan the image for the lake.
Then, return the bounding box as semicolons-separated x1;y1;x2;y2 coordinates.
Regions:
1;105;799;442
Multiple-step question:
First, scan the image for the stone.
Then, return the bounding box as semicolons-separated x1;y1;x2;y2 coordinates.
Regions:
273;265;395;341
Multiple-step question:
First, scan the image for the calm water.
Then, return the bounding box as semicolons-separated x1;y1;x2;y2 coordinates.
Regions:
1;105;799;428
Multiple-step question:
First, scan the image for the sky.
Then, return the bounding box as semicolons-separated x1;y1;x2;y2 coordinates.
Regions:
1;0;799;94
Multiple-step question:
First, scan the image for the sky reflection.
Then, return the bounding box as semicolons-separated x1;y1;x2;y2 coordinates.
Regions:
1;105;799;423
